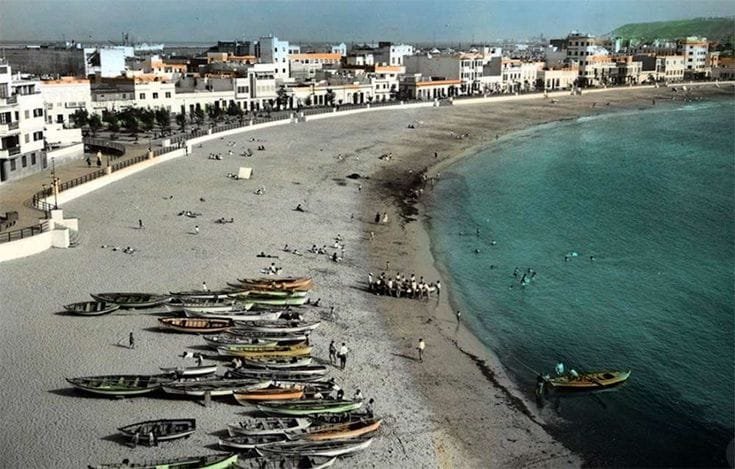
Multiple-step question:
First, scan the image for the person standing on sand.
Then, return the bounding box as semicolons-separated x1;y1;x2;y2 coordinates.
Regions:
417;338;425;362
338;343;348;370
456;310;461;322
202;281;208;291
129;331;135;349
375;212;381;224
382;212;388;224
194;225;199;235
329;340;337;365
138;219;143;229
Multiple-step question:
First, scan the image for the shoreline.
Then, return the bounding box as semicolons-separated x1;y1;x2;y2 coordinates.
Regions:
0;84;731;468
359;84;734;467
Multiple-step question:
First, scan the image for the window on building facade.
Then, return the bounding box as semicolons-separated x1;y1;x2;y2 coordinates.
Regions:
25;134;30;143
24;110;30;119
140;93;145;99
165;92;171;98
22;155;27;167
31;153;36;165
33;108;43;117
10;159;16;170
153;92;159;99
33;131;43;141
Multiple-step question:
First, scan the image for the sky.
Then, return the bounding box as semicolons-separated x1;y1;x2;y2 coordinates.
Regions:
1;0;733;44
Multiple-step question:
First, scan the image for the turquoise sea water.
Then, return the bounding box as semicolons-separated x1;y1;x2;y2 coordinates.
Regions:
427;100;735;467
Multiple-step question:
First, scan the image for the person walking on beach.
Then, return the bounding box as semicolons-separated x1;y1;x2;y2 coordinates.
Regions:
456;310;461;322
202;281;208;292
138;219;143;229
338;343;348;370
417;338;425;362
436;280;441;297
329;340;337;365
128;331;135;349
366;398;375;417
194;225;199;235
375;212;381;224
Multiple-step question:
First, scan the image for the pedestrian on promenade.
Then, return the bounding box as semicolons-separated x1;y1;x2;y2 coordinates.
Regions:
417;338;425;362
338;343;348;370
328;340;337;365
86;156;91;167
129;331;135;349
96;153;102;167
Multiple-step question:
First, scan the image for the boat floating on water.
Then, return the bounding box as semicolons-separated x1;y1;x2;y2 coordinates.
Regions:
546;370;631;391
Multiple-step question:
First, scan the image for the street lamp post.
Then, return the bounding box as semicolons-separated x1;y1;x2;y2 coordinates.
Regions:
51;157;58;209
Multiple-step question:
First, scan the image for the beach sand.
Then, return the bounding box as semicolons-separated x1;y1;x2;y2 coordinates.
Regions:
0;85;731;468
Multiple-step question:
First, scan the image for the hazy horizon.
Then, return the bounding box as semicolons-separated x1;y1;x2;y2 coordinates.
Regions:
1;0;733;44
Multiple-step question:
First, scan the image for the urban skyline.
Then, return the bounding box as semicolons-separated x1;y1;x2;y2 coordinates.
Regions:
1;0;734;44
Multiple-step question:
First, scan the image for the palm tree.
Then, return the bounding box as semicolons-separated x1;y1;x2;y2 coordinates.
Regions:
88;114;102;137
176;113;187;132
70;109;89;128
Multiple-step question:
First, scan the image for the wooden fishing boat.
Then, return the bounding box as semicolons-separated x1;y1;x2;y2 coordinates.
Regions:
186;309;282;322
231;366;327;381
218;433;289;450
256;399;362;416
170;290;234;300
233;385;305;404
249;296;309;307
63;301;120;316
118;418;196;443
162;379;272;397
232;320;320;334
222;329;309;343
255;436;373;457
204;334;308;348
89;293;171;308
241;357;313;368
67;375;173;397
182;299;253;314
159;364;218;378
546;370;632;390
218;344;312;358
158;317;234;333
227;417;311;437
297;418;382;441
88;452;237;469
227;289;310;299
235;276;313;290
216;342;282;354
233;456;335;469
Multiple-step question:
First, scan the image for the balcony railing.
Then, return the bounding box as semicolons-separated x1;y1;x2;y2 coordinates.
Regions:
0;121;20;135
0;95;18;106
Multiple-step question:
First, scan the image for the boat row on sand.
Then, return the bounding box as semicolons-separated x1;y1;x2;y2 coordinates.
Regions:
62;276;314;317
69;277;378;467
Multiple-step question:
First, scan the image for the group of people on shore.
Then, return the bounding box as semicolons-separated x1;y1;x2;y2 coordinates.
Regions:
367;272;441;299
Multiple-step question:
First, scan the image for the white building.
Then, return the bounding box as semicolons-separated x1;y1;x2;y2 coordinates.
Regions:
678;37;709;75
84;46;134;77
371;42;414;66
40;77;92;127
257;35;290;81
331;43;347;56
0;62;46;183
563;32;610;86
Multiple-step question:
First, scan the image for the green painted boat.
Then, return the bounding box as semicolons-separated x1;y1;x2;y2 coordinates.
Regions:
257;399;362;416
67;375;174;396
88;452;237;468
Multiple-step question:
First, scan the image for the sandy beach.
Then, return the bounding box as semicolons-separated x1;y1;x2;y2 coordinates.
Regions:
0;84;731;468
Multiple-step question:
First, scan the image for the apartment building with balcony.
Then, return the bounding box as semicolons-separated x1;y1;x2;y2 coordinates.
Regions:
0;62;46;183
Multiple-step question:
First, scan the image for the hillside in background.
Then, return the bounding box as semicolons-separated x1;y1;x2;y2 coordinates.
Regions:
612;17;735;42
